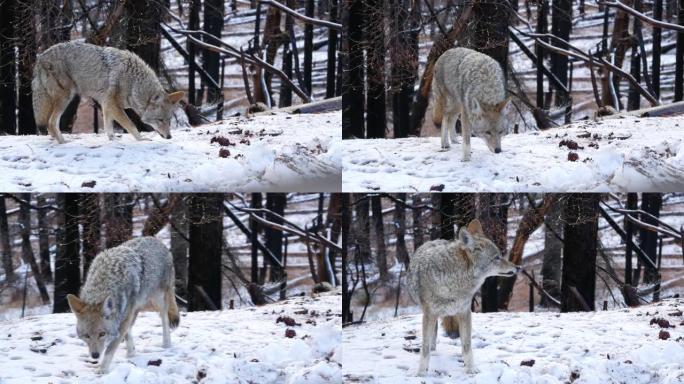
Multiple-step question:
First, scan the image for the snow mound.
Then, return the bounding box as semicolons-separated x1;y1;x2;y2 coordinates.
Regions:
0;292;342;384
342;298;684;383
0;111;341;192
342;115;684;192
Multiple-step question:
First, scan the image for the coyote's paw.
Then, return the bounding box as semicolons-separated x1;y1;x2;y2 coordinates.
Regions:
461;153;471;162
466;366;480;374
439;145;450;152
450;136;459;144
95;366;109;375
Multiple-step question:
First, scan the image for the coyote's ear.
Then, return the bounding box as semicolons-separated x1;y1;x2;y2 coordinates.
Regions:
167;91;185;104
67;294;85;315
458;227;475;250
466;219;484;236
496;97;511;113
102;296;115;317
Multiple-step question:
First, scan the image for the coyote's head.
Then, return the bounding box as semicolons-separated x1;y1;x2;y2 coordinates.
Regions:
67;294;120;361
458;219;519;278
141;91;185;139
468;98;511;154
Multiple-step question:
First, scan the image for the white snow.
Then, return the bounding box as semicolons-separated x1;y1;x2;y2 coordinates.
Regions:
342;298;684;384
0;111;341;192
0;292;341;384
343;115;684;192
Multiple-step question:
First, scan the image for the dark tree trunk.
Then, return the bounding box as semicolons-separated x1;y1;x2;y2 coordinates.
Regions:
0;196;15;282
452;193;476;234
80;194;100;279
279;12;293;108
265;193;286;299
625;193;638;286
54;194;81;312
462;0;510;70
16;1;37;135
371;195;387;280
19;195;50;304
478;194;508;313
653;0;663;99
125;0;162;72
250;193;262;284
628;23;642;111
550;0;572;107
541;198;562;306
390;0;416;139
536;0;549;110
365;0;386;138
0;0;16;135
353;194;371;262
560;194;599;312
104;194;133;248
341;194;351;323
188;194;223;311
394;193;409;264
343;0;365;138
412;194;424;251
440;193;457;240
675;0;684;101
170;195;189;300
188;0;200;105
36;195;52;282
203;0;224;103
304;0;314;95
326;0;338;98
640;193;662;285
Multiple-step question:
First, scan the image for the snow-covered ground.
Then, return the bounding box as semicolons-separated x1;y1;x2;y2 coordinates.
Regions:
343;298;684;383
0;292;341;384
0;111;341;192
343;115;684;192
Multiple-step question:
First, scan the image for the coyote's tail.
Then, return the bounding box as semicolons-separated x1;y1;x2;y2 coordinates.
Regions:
31;60;51;132
442;316;460;339
166;287;180;329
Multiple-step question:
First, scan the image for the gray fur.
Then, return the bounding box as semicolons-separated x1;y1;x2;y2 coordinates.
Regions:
432;47;510;160
32;41;184;143
67;236;179;374
407;220;519;375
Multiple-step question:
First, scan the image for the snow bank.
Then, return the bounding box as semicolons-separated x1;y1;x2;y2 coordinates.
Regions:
0;292;341;383
343;115;684;192
0;111;341;192
343;298;684;383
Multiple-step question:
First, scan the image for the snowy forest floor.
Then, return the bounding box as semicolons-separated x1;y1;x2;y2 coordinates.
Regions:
0;291;341;384
343;115;684;192
0;111;341;192
343;298;684;384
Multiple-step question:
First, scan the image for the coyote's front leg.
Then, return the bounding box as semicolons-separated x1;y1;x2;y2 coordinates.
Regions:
417;311;437;375
460;114;472;162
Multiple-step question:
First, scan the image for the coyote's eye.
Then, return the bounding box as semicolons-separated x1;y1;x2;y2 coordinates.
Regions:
98;332;106;338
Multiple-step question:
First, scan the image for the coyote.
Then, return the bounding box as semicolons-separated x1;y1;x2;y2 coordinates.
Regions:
407;219;519;375
67;237;179;374
432;47;511;161
32;41;184;144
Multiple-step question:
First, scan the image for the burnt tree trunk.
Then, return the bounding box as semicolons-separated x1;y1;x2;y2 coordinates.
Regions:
80;194;100;279
675;0;684;101
365;0;386;138
412;195;424;251
170;195;189;300
304;0;314;95
640;193;662;285
36;195;52;282
326;0;339;98
560;194;599;312
541;198;563;306
188;194;223;311
203;0;224;103
550;0;572;107
0;0;16;135
16;1;36;135
353;194;371;262
265;193;287;299
394;193;409;264
341;194;351;323
478;194;508;313
653;0;663;98
0;196;14;282
54;194;81;312
371;195;387;280
188;0;200;105
104;194;133;248
250;193;262;284
342;0;365;138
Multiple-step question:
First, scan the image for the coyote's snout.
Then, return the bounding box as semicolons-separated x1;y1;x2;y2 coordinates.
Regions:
407;219;520;375
67;237;179;374
32;41;184;144
431;47;510;161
